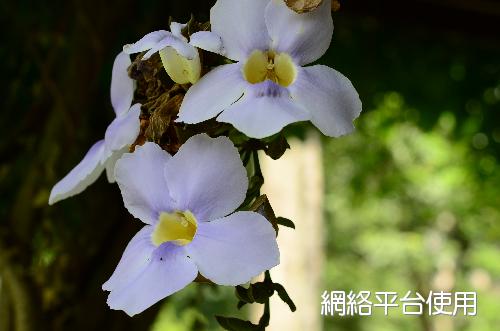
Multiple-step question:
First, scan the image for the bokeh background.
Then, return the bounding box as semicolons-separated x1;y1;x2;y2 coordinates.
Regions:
1;0;499;330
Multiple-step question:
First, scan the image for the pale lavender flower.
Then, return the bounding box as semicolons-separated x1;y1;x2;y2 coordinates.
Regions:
177;0;362;139
49;52;140;205
103;134;279;316
123;21;224;84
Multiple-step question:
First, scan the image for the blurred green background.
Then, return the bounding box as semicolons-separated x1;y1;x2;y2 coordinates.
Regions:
0;0;499;330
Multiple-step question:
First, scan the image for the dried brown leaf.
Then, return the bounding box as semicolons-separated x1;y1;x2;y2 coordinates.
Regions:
285;0;323;13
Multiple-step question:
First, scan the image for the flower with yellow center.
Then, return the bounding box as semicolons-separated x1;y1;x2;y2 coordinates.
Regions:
177;0;362;139
243;50;296;87
123;22;224;84
152;211;197;247
102;135;279;316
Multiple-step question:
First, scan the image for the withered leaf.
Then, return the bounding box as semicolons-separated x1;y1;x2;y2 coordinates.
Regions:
285;0;323;13
194;273;213;284
145;93;183;143
130;118;149;152
332;0;341;12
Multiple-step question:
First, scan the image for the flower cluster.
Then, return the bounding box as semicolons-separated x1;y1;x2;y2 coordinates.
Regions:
49;0;361;323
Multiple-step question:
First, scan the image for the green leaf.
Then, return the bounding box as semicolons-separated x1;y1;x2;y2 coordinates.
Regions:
237;300;248;310
264;134;290;160
249;195;279;234
250;282;275;304
229;129;250;146
215;316;263;331
273;283;297;312
240;149;252;166
242;175;264;207
235;285;255;303
276;217;295;229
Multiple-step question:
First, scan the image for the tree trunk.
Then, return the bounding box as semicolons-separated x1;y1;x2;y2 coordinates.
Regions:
254;132;325;331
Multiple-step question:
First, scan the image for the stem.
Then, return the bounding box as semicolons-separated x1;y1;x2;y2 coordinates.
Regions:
264;270;272;284
259;271;273;328
253;150;263;178
258;299;270;328
241;149;252;167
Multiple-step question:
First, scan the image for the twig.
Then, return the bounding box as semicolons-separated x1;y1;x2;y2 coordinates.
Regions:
0;252;37;331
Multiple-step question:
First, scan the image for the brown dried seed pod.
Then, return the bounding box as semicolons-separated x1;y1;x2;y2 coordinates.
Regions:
285;0;323;13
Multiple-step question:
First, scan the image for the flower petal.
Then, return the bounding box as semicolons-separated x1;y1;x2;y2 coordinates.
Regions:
289;65;362;137
169;22;188;41
265;0;333;65
123;30;170;55
104;104;141;153
110;52;134;116
49;140;107;205
210;0;271;61
102;226;156;292
189;31;224;55
115;142;174;224
176;63;245;124
186;211;279;286
217;80;310;138
159;47;201;84
143;34;197;61
104;147;128;183
164;134;247;221
106;242;197;316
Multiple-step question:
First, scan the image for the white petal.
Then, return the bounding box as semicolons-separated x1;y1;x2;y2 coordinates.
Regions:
289;65;362;137
186;211;279;286
164;134;248;221
189;31;224;55
102;226;156;292
115;142;174;224
106;243;198;316
104;104;141;153
177;63;245;124
265;0;333;65
169;22;188;41
49;140;107;205
210;0;271;61
110;52;134;116
105;147;128;183
123;30;170;55
143;34;197;61
217;80;310;138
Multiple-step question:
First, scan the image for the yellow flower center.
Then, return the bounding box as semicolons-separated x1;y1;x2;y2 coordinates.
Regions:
242;50;297;87
151;210;198;246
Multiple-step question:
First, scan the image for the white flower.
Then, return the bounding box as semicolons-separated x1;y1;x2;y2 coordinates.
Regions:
177;0;362;139
49;52;140;205
103;134;279;316
123;21;224;84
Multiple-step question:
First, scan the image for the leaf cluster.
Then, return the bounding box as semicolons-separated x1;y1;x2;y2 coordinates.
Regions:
216;272;296;331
